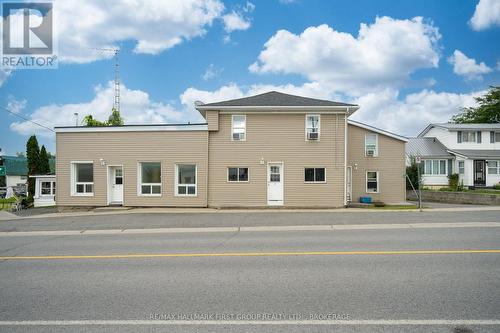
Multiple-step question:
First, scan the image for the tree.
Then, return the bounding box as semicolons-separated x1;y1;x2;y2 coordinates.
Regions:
82;115;107;127
39;145;51;174
26;135;40;196
406;157;421;191
83;108;124;127
108;108;124;125
451;86;500;123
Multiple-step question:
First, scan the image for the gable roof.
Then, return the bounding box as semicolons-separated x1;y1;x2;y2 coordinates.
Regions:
199;91;357;108
406;137;452;158
347;120;408;142
418;123;500;137
195;91;358;117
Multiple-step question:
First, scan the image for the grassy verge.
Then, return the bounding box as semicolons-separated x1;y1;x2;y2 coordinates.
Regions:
357;204;417;210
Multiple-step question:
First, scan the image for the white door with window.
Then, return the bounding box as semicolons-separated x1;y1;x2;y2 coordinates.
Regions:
109;166;123;204
267;163;283;206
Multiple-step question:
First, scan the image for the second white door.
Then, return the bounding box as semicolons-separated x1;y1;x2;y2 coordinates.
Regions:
267;163;283;206
110;167;123;204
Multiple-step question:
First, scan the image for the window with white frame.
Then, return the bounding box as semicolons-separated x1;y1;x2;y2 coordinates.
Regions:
228;167;248;182
366;171;379;193
423;159;446;175
488;161;500;174
304;168;325;182
41;181;56;196
305;114;320;140
139;162;161;195
365;133;378;157
232;115;246;141
72;163;93;195
176;164;197;196
458;161;465;174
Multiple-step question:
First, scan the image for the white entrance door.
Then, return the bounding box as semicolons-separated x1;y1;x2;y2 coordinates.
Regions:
267;163;283;206
109;167;123;204
346;166;352;204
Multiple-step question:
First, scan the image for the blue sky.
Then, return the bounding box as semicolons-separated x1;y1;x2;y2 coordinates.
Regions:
1;0;499;155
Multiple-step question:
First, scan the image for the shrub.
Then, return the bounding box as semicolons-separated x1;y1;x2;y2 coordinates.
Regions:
406;157;421;190
448;173;459;191
373;201;386;207
494;183;500;190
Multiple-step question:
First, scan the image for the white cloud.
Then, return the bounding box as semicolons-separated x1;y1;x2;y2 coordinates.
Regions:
6;95;27;114
448;50;492;80
222;11;251;32
10;82;184;138
54;0;225;63
470;0;500;31
0;69;12;87
202;64;223;80
250;17;441;95
351;88;484;136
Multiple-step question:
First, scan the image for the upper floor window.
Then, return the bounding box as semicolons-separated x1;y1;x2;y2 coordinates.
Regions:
491;131;500;143
365;133;378;157
458;131;480;143
71;162;93;196
176;164;197;196
424;159;446;175
305;114;320;140
232;115;246;141
139;162;161;195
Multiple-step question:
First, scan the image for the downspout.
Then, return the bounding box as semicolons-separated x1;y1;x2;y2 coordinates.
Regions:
344;107;349;206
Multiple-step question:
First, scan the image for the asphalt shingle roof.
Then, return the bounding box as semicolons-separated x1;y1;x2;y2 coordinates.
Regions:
406;138;452;158
200;91;357;107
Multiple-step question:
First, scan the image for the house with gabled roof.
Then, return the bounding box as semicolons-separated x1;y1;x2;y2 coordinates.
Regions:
407;123;500;188
55;91;408;208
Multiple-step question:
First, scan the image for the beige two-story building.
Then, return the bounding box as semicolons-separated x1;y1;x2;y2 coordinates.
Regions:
55;91;407;208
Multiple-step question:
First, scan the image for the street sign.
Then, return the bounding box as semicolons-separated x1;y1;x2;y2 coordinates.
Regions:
416;156;421;163
0;166;5;176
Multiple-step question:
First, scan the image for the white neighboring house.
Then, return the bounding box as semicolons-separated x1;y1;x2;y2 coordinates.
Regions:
406;123;500;188
31;175;56;207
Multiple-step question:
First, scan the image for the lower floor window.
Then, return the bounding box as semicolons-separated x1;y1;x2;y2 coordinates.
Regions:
228;167;249;182
424;159;446;175
140;162;161;195
41;181;56;195
488;160;499;174
176;164;197;196
72;162;94;195
366;171;379;193
304;168;325;182
458;161;465;174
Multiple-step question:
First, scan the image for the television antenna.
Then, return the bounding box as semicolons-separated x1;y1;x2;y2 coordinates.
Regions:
91;47;121;113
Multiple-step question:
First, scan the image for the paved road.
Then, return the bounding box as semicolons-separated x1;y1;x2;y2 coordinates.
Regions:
0;224;499;332
1;209;500;232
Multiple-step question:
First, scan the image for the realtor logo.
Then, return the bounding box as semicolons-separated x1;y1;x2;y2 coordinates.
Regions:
2;1;57;69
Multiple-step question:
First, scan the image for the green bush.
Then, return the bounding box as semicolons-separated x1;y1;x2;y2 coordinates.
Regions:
373;201;386;207
494;183;500;190
448;173;460;191
0;197;16;211
406;157;421;190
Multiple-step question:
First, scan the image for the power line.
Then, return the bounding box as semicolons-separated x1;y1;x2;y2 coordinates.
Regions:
1;105;55;133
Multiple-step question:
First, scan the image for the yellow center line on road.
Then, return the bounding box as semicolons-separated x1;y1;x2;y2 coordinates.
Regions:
1;249;500;260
